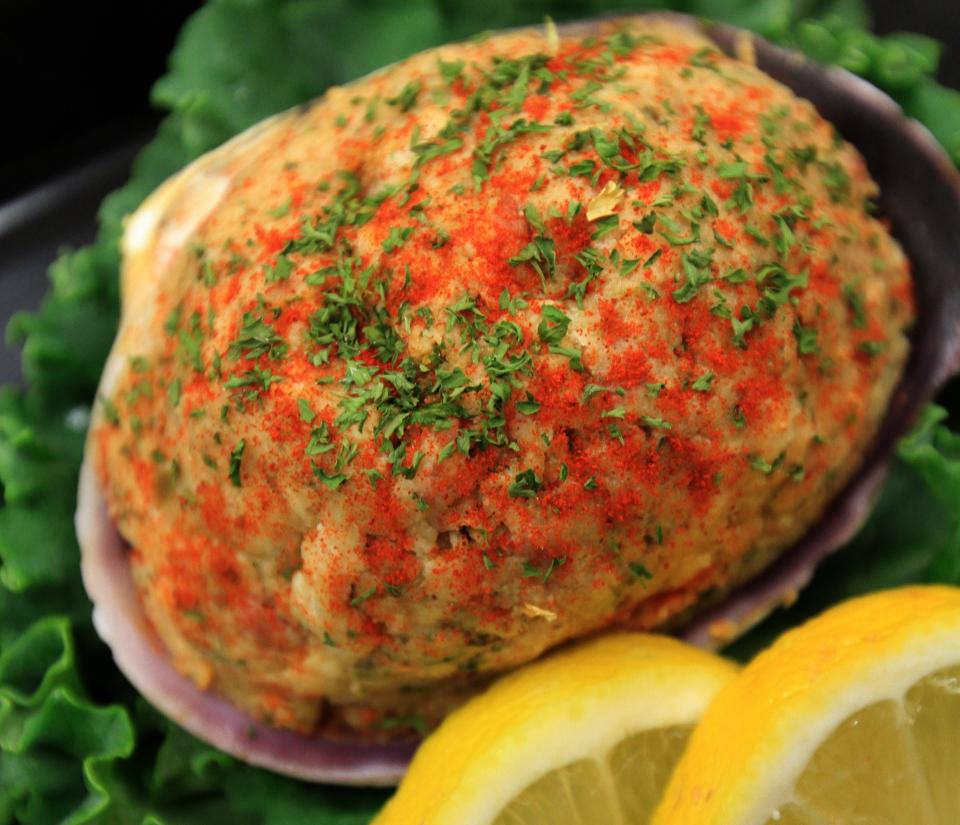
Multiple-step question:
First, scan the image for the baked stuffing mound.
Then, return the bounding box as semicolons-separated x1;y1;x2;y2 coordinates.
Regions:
90;17;913;735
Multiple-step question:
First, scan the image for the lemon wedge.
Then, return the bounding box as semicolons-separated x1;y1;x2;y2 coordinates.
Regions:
373;634;737;825
653;585;960;825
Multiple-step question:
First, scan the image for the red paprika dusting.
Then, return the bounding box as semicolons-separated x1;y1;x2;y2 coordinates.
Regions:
705;100;751;141
522;94;552;121
253;224;297;256
711;179;736;200
650;45;694;64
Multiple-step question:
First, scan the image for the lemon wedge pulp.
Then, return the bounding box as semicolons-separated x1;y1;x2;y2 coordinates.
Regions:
373;634;737;825
654;585;960;825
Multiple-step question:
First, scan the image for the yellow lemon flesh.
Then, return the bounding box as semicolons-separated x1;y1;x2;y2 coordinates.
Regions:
654;585;960;825
374;634;737;825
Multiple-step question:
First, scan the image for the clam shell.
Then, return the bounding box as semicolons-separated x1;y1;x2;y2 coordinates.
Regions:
75;13;960;784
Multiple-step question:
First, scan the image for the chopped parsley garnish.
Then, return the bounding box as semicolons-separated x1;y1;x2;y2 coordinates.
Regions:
382;225;414;252
100;396;120;426
228;440;245;487
264;255;293;282
313;462;347;489
630;562;653;580
509;468;543;499
538;305;571;345
843;284;868;328
590;214;619;240
167;378;182;408
387;80;421;112
298;399;316;423
672;248;713;303
749;452;785;475
691;105;711;143
516;393;541;415
692;372;714;392
793;322;819;355
350;586;378;607
437;58;465;84
509;235;557;282
228;312;287;361
858;340;887;357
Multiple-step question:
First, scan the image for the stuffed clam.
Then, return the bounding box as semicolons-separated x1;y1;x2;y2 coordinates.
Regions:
76;13;960;784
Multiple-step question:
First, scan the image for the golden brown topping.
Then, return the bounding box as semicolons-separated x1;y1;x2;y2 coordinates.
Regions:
91;18;913;734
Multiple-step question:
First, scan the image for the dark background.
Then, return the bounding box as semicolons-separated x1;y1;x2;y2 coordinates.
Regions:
1;0;958;383
0;1;204;203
